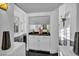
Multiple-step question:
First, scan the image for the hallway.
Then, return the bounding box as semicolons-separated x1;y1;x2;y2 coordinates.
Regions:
0;3;79;56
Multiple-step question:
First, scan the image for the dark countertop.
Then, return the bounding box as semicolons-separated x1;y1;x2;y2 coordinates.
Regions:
29;32;50;36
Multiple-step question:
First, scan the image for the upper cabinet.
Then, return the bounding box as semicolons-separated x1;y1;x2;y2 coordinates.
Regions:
29;16;50;25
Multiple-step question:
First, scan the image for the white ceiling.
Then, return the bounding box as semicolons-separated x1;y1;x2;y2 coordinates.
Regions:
16;3;63;13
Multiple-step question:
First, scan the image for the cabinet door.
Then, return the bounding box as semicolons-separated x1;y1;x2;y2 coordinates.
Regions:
40;36;50;51
29;36;38;50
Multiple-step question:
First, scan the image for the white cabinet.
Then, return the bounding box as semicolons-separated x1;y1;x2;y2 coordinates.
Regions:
29;36;50;51
40;36;50;51
29;36;39;50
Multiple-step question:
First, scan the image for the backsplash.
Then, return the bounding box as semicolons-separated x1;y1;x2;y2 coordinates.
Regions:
29;24;50;33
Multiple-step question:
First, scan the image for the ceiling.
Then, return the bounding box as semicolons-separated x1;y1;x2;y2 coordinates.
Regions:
16;3;63;13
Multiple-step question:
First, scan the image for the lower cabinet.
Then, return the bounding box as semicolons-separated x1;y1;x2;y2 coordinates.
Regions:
29;37;39;50
29;36;50;51
40;37;50;51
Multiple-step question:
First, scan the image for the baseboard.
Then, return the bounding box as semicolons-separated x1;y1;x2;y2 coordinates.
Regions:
50;50;58;54
29;49;50;54
50;53;58;56
28;49;58;56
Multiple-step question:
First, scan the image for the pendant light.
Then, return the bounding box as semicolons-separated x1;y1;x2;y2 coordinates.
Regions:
0;3;8;11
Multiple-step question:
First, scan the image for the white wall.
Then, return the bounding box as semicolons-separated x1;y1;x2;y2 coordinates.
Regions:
14;5;29;50
29;16;50;24
59;3;77;41
28;12;51;16
28;12;51;51
50;8;59;53
0;4;14;50
66;4;77;41
14;5;29;36
76;4;79;32
28;12;51;33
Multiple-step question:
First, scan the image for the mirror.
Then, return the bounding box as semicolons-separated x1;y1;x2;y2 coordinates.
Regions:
14;16;19;33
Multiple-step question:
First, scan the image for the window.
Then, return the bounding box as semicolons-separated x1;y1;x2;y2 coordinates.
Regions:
59;26;70;46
